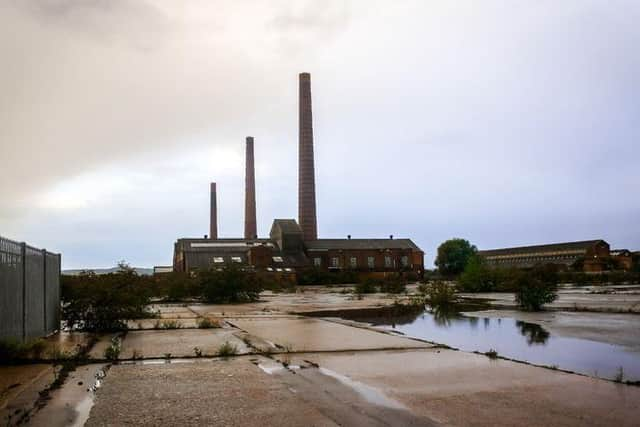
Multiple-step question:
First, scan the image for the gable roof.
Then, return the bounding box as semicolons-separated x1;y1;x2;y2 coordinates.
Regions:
304;238;421;251
478;240;608;257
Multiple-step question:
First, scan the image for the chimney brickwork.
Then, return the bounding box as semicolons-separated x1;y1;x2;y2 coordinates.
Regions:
209;182;218;240
298;72;318;241
244;136;257;239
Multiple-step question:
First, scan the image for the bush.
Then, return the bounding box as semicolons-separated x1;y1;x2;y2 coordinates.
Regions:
197;317;222;329
104;337;122;361
379;274;407;294
514;264;559;311
217;341;238;357
355;279;378;295
200;263;262;303
425;281;456;307
61;263;153;332
458;255;496;292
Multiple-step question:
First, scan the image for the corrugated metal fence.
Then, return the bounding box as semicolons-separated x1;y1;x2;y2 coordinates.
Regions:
0;236;61;341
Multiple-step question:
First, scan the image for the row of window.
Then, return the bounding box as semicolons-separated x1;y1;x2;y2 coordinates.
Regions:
314;255;409;269
211;256;285;264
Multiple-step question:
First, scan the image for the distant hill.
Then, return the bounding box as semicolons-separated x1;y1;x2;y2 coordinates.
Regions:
62;267;154;276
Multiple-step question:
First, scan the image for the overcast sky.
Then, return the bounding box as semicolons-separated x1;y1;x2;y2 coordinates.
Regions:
1;0;638;269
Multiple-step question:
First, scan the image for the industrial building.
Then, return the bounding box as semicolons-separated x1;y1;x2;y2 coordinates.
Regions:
173;73;424;278
479;239;619;272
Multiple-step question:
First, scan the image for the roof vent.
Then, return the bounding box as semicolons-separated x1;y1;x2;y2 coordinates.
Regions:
204;234;208;239
347;235;351;240
390;234;394;240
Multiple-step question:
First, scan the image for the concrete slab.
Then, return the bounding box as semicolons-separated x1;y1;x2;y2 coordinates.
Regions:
0;364;55;426
119;329;250;359
295;348;640;427
229;317;433;352
85;359;339;426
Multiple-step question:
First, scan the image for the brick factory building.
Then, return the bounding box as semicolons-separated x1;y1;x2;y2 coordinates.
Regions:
478;240;615;272
173;73;424;278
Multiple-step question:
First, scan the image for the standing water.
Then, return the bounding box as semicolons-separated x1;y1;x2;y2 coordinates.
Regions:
344;307;640;382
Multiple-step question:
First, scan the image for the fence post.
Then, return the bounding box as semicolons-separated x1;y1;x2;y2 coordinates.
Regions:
21;242;26;342
43;249;47;334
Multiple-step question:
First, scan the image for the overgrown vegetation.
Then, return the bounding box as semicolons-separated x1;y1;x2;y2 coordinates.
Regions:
154;319;182;329
103;336;122;361
514;264;559;311
0;338;47;364
354;274;408;296
423;281;456;307
217;341;238;357
298;268;359;286
201;263;263;303
197;317;222;329
62;262;154;332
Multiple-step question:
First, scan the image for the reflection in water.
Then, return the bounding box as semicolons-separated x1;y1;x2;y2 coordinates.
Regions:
516;320;550;345
339;307;640;382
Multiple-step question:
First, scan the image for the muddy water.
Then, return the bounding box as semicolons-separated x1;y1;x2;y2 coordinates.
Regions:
342;308;640;382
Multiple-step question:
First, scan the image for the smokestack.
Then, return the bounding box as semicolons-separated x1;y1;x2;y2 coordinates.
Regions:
209;182;218;240
244;136;257;239
298;72;318;241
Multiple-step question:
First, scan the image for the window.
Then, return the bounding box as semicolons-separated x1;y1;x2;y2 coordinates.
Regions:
213;257;224;264
272;256;284;263
313;257;322;267
231;256;242;263
331;257;339;268
384;256;392;268
284;268;293;272
401;256;409;267
367;257;375;269
350;257;357;268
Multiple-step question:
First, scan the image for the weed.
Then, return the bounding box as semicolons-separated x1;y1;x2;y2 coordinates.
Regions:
0;338;48;363
46;345;72;361
614;367;624;383
163;353;172;359
193;347;203;357
197;317;222;329
103;337;121;361
485;349;498;359
217;341;238;357
158;319;182;329
131;349;143;360
550;364;559;370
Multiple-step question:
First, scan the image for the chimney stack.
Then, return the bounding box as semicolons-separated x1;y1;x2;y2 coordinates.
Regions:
298;72;318;241
244;136;257;239
209;182;218;240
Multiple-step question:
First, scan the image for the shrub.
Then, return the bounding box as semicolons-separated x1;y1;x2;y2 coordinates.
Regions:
217;341;238;357
458;255;496;292
514;265;559;311
197;317;222;328
425;281;456;307
379;274;407;294
157;319;182;329
355;279;378;295
61;262;152;332
200;263;263;303
104;337;122;361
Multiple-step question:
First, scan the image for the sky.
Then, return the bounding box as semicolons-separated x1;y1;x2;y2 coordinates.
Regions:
1;0;639;269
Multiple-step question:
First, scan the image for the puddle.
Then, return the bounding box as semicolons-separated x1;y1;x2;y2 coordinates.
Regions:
339;307;640;382
318;367;406;410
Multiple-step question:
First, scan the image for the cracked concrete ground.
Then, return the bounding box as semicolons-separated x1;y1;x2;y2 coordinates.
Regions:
4;287;640;426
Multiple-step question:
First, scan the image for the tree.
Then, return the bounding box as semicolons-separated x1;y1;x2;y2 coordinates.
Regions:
514;264;559;311
435;238;477;276
200;263;262;303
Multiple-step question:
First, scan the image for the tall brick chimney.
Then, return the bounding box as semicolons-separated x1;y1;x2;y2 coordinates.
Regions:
209;182;218;240
244;136;257;239
298;72;318;241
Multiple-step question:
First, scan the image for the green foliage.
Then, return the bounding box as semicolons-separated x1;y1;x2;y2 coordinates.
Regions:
355;279;378;295
435;238;477;276
379;274;408;294
425;281;456;307
153;272;201;302
200;263;262;303
514;264;559;311
298;268;359;286
458;255;496;292
0;338;47;363
104;336;122;361
61;262;153;332
217;341;238;357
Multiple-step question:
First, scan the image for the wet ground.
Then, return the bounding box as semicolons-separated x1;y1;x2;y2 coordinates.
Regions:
3;286;640;426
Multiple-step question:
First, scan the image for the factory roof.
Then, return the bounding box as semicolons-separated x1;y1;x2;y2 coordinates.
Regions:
479;240;607;257
304;238;421;251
